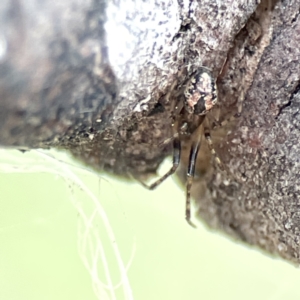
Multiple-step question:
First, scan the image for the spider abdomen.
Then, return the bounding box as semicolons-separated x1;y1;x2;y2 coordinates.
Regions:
184;68;218;115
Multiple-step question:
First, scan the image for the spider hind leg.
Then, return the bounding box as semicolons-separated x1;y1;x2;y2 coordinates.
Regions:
203;118;224;171
186;138;202;228
139;138;181;190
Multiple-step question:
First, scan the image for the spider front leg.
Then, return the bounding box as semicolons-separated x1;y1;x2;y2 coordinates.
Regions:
185;130;203;228
139;137;181;190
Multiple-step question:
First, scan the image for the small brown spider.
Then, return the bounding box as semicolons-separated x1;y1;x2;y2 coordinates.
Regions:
140;67;223;228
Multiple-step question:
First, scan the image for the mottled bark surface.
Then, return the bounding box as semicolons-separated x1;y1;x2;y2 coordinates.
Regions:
1;0;300;263
196;0;300;264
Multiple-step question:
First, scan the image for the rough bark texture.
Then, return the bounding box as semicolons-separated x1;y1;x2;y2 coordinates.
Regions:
195;0;300;264
1;0;300;263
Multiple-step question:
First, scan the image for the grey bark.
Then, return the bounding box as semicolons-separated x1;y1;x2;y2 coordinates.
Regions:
1;0;300;263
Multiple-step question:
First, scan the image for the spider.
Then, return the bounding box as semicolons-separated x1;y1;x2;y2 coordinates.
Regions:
140;67;223;228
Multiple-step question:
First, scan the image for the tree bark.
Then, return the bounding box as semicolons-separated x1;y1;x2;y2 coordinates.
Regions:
1;0;300;263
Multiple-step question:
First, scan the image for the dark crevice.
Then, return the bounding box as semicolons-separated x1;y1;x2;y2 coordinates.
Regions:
290;8;300;23
274;81;300;119
290;80;300;99
148;102;165;116
275;100;292;119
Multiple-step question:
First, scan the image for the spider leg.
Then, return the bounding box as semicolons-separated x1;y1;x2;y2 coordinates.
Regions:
158;101;185;148
211;89;244;130
136;88;184;190
185;129;202;228
158;132;178;148
210;112;240;130
203;118;224;170
139;137;181;190
157;94;184;148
